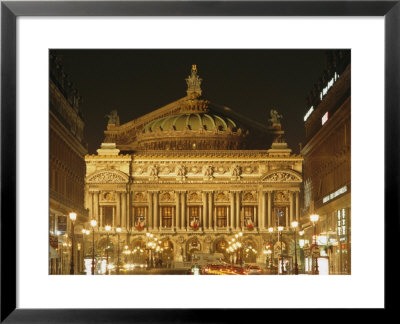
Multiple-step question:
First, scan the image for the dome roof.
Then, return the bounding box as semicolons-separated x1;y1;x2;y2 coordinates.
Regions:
142;113;238;133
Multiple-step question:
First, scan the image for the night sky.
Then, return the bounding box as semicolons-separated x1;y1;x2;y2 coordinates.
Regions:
51;49;331;154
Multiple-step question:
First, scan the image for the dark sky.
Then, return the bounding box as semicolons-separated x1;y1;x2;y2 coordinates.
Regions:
52;49;331;154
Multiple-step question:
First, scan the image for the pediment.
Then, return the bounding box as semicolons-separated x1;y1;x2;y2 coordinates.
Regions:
262;169;302;183
86;170;129;184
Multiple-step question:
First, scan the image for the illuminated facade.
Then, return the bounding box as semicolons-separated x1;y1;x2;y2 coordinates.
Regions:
84;66;303;271
49;54;88;274
301;50;351;274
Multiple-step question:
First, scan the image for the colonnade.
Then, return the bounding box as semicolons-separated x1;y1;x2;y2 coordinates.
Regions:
87;190;300;232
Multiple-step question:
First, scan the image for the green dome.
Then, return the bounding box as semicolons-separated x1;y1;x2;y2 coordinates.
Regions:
143;113;238;133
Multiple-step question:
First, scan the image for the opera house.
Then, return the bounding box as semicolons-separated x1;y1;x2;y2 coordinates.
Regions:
84;65;303;269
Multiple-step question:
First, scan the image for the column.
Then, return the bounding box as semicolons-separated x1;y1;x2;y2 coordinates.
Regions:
285;207;289;228
202;192;208;230
253;206;257;227
267;191;272;228
295;192;299;221
89;192;93;220
154;192;159;230
208;192;213;230
116;192;121;227
181;192;186;230
230;192;235;230
112;206;115;227
99;204;103;228
235;192;241;230
258;190;263;229
289;192;294;225
147;192;153;230
176;192;181;230
126;191;131;229
121;192;127;228
172;206;175;230
94;191;99;223
261;191;266;229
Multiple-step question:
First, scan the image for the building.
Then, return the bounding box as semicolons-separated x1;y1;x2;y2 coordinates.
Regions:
301;50;351;275
49;54;88;274
84;65;303;273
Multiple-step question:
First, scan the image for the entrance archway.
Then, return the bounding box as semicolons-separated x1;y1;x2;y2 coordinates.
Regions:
158;239;174;268
186;237;201;261
242;239;258;263
214;238;230;262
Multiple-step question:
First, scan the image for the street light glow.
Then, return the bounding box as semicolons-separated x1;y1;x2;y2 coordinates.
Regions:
268;227;274;233
310;214;319;223
105;225;111;231
90;219;97;227
69;212;77;221
291;221;298;228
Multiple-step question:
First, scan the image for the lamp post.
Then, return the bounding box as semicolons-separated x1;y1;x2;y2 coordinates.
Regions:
278;225;284;275
310;214;320;275
105;225;111;275
69;212;77;275
268;227;274;270
116;226;121;274
90;219;97;275
299;230;305;274
291;221;299;275
81;228;90;274
235;232;243;267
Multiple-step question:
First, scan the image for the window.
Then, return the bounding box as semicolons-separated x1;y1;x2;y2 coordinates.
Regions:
216;206;227;227
337;209;346;236
162;207;172;228
274;207;286;227
244;206;255;227
189;206;201;228
102;206;113;226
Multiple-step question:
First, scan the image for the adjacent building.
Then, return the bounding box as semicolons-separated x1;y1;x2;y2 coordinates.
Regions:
301;50;351;275
85;65;303;273
49;54;88;274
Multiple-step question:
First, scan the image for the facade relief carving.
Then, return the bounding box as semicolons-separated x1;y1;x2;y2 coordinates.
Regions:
215;191;229;202
86;171;129;184
188;191;201;202
263;171;301;182
148;165;159;180
242;191;257;202
274;191;289;202
160;191;175;202
203;165;214;180
101;191;115;202
133;192;147;202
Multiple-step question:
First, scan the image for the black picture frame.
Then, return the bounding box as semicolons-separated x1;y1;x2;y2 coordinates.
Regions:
1;0;398;322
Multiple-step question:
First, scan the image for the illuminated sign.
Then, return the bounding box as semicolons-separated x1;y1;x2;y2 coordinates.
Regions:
323;185;348;203
320;72;339;100
322;112;329;125
317;235;327;246
304;106;314;122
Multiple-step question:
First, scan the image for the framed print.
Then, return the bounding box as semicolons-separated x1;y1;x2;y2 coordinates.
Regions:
1;0;398;322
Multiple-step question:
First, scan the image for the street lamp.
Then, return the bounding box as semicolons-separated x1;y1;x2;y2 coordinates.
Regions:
90;219;97;275
291;221;299;275
116;226;121;274
105;225;111;275
310;214;320;275
235;232;243;267
81;228;90;274
278;225;284;274
69;212;77;275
